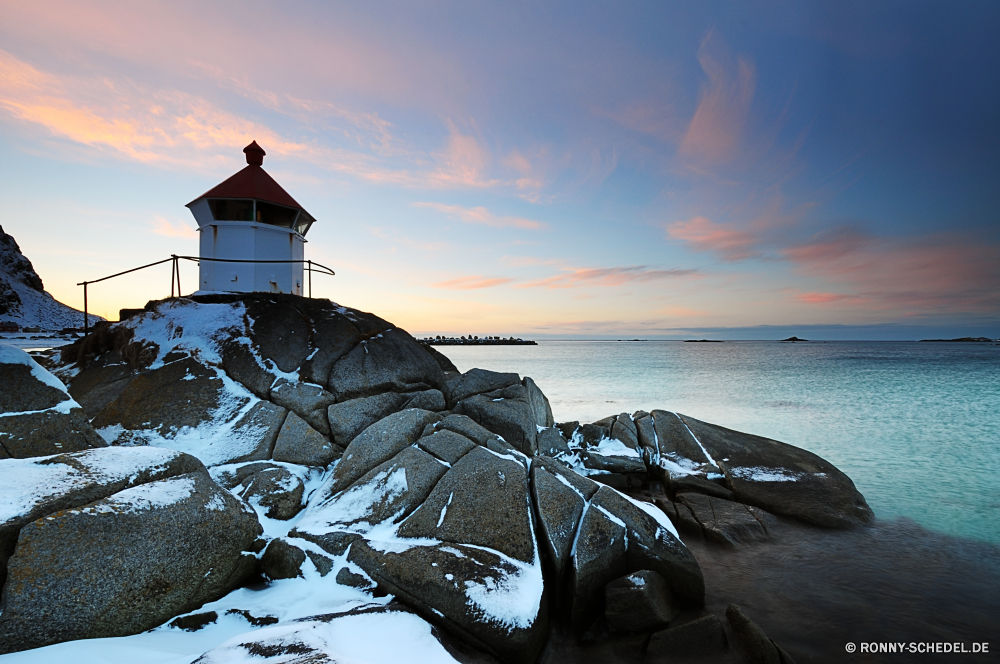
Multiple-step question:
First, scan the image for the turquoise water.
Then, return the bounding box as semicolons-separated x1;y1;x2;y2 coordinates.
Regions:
439;341;1000;545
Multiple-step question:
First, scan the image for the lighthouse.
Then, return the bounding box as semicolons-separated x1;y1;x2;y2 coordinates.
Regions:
186;142;316;295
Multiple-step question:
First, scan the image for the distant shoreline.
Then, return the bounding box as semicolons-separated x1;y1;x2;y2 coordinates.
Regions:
418;337;537;346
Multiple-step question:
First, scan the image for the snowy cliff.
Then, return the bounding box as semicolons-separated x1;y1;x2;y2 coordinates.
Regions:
0;225;91;330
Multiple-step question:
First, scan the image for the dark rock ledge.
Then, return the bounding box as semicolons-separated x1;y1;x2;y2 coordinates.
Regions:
1;293;881;662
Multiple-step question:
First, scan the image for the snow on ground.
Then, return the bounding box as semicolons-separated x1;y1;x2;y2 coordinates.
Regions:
194;611;461;664
95;367;273;468
0;452;460;664
122;299;247;370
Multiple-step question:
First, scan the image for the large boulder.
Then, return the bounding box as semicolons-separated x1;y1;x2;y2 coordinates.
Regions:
326;391;408;447
348;541;546;664
0;346;105;458
320;408;442;499
444;368;521;408
417;428;477;464
396;446;535;563
650;409;713;471
569;486;704;631
454;383;543;455
0;468;261;653
647;614;729;660
293;445;449;552
530;458;598;580
271;410;340;467
328;328;446;401
604;569;679;633
269;378;336;436
227;463;307;520
680;415;873;528
0;446;204;587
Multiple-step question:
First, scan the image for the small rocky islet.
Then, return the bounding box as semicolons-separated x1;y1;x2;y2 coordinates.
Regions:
0;293;876;663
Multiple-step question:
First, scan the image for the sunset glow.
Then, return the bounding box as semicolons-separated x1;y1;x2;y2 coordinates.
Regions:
1;1;996;338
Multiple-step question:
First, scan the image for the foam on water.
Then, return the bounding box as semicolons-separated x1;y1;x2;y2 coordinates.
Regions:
439;341;1000;544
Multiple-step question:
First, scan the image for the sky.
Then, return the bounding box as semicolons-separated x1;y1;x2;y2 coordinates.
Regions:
1;0;998;339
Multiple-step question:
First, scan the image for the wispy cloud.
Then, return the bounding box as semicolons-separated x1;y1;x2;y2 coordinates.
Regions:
679;31;757;166
796;292;860;305
412;202;545;230
0;50;525;192
519;266;697;289
432;276;514;290
150;216;198;239
666;216;762;261
783;229;1000;314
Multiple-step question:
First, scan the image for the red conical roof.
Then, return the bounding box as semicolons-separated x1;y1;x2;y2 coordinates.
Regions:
186;142;311;216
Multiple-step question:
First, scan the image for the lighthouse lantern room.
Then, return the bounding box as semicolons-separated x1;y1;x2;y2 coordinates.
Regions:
187;141;316;295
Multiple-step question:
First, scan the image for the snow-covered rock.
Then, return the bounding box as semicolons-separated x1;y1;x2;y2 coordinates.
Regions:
0;225;95;330
0;469;262;654
0;345;105;458
17;293;875;663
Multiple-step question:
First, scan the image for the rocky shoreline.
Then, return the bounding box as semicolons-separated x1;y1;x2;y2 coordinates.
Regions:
2;293;988;663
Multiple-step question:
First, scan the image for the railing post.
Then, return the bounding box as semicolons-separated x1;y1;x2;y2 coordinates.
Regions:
308;260;312;298
173;255;181;297
83;282;89;334
170;257;176;298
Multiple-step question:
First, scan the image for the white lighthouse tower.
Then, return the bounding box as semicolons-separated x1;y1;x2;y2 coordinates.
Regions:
186;141;316;294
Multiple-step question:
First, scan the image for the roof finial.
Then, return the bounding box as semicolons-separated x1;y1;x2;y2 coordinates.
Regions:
243;141;266;166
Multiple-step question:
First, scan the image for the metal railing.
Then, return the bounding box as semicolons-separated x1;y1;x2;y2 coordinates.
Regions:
77;254;335;333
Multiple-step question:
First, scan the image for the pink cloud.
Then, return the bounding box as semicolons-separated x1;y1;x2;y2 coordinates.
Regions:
432;276;514;290
150;216;198;239
666;216;761;261
412;202;545;230
796;292;859;305
519;266;696;289
0;50;522;191
678;32;757;165
783;231;1000;314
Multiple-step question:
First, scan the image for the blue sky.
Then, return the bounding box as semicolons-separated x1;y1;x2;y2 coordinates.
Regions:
1;0;997;338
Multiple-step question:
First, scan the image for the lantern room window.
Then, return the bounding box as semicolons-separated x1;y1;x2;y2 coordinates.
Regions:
256;201;299;228
209;199;254;221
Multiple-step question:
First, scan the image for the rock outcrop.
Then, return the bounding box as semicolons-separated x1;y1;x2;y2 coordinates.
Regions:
0;293;877;663
0;225;92;330
0;448;261;653
0;346;106;458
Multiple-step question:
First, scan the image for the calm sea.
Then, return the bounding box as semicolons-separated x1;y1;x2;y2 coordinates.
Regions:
438;341;1000;545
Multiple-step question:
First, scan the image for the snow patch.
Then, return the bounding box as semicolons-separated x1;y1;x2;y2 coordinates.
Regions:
729;466;823;482
0;446;188;524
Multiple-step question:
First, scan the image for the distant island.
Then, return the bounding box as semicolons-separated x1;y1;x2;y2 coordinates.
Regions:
419;336;537;346
617;339;648;342
781;336;808;342
919;337;995;342
684;339;723;343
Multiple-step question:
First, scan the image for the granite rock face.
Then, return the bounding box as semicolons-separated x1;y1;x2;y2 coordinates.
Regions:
0;446;205;587
0;468;261;653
